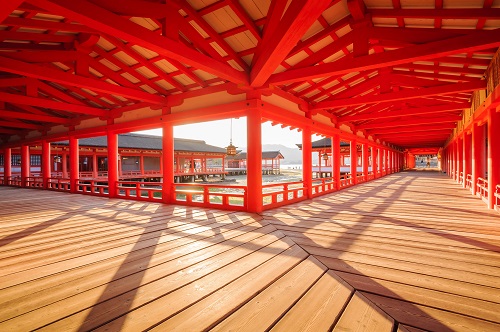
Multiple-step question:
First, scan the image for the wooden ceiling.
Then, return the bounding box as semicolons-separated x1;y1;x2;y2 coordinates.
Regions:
0;0;499;149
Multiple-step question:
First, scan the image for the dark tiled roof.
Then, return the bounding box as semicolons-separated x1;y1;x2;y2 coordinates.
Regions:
296;137;349;149
54;133;226;153
227;151;284;160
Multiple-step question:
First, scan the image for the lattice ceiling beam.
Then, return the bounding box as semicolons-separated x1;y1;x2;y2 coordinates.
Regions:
250;0;332;87
313;81;485;110
340;102;469;122
270;29;500;85
28;0;248;85
369;8;500;20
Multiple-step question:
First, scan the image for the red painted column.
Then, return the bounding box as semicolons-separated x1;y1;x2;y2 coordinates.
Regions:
332;134;341;190
371;145;377;178
247;108;263;212
4;148;11;185
377;147;382;177
92;151;98;178
162;123;174;203
472;122;486;195
140;154;145;175
42;141;51;189
69;137;79;193
21;145;30;187
487;108;500;209
302;127;312;197
463;132;471;189
458;136;464;184
107;132;118;198
362;143;369;181
350;140;357;185
62;153;68;178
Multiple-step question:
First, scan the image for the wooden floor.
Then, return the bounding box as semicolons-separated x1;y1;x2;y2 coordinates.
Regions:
0;171;499;331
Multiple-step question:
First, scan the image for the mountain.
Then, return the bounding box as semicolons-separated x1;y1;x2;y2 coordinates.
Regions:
240;144;314;165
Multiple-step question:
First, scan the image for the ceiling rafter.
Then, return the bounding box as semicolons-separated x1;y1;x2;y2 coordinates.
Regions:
28;0;248;85
0;91;109;117
0;56;166;104
269;28;500;85
369;8;500;20
250;0;332;87
339;103;469;123
313;81;485;110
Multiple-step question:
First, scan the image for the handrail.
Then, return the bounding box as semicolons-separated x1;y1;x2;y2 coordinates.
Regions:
173;183;247;210
311;177;336;197
47;177;71;192
25;176;44;188
465;174;472;189
476;177;488;203
262;181;305;209
117;180;161;200
495;185;500;211
78;179;108;196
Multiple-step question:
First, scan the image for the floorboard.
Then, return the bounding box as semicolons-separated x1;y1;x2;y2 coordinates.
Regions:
0;171;499;331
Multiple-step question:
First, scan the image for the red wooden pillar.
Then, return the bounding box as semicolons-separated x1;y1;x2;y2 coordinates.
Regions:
472;122;486;195
42;141;51;189
487;108;500;209
247;109;263;212
92;151;98;178
21;145;30;187
140;154;145;175
4;148;11;185
162;122;174;203
377;148;382;177
69;137;79;193
362;143;368;180
463;132;471;189
107;133;118;197
371;145;377;178
62;153;68;178
317;151;322;177
350;140;357;185
458;136;464;183
302;127;312;197
332;134;340;190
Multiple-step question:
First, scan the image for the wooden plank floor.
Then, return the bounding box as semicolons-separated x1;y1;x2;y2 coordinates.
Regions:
0;171;499;331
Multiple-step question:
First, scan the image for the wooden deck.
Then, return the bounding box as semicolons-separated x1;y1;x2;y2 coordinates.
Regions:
0;171;499;331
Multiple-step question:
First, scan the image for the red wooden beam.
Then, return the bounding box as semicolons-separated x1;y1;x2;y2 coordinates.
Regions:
369;8;500;20
0;109;69;124
0;56;166;104
313;81;485;110
357;115;462;130
0;0;24;24
250;0;331;87
0;120;45;130
340;103;469;122
29;0;248;85
269;29;500;85
0;91;109;117
369;123;457;135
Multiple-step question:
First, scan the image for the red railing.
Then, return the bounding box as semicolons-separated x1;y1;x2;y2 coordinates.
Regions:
25;176;44;188
117;181;161;201
495;185;500;212
339;174;353;188
459;172;464;184
465;174;472;190
356;172;365;183
173;183;247;210
77;180;109;196
367;172;375;181
476;177;488;203
47;177;71;192
262;181;305;209
9;176;22;187
311;177;336;197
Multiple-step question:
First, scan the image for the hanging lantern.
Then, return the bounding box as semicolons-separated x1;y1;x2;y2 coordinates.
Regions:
54;155;61;163
322;152;329;161
226;118;237;156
